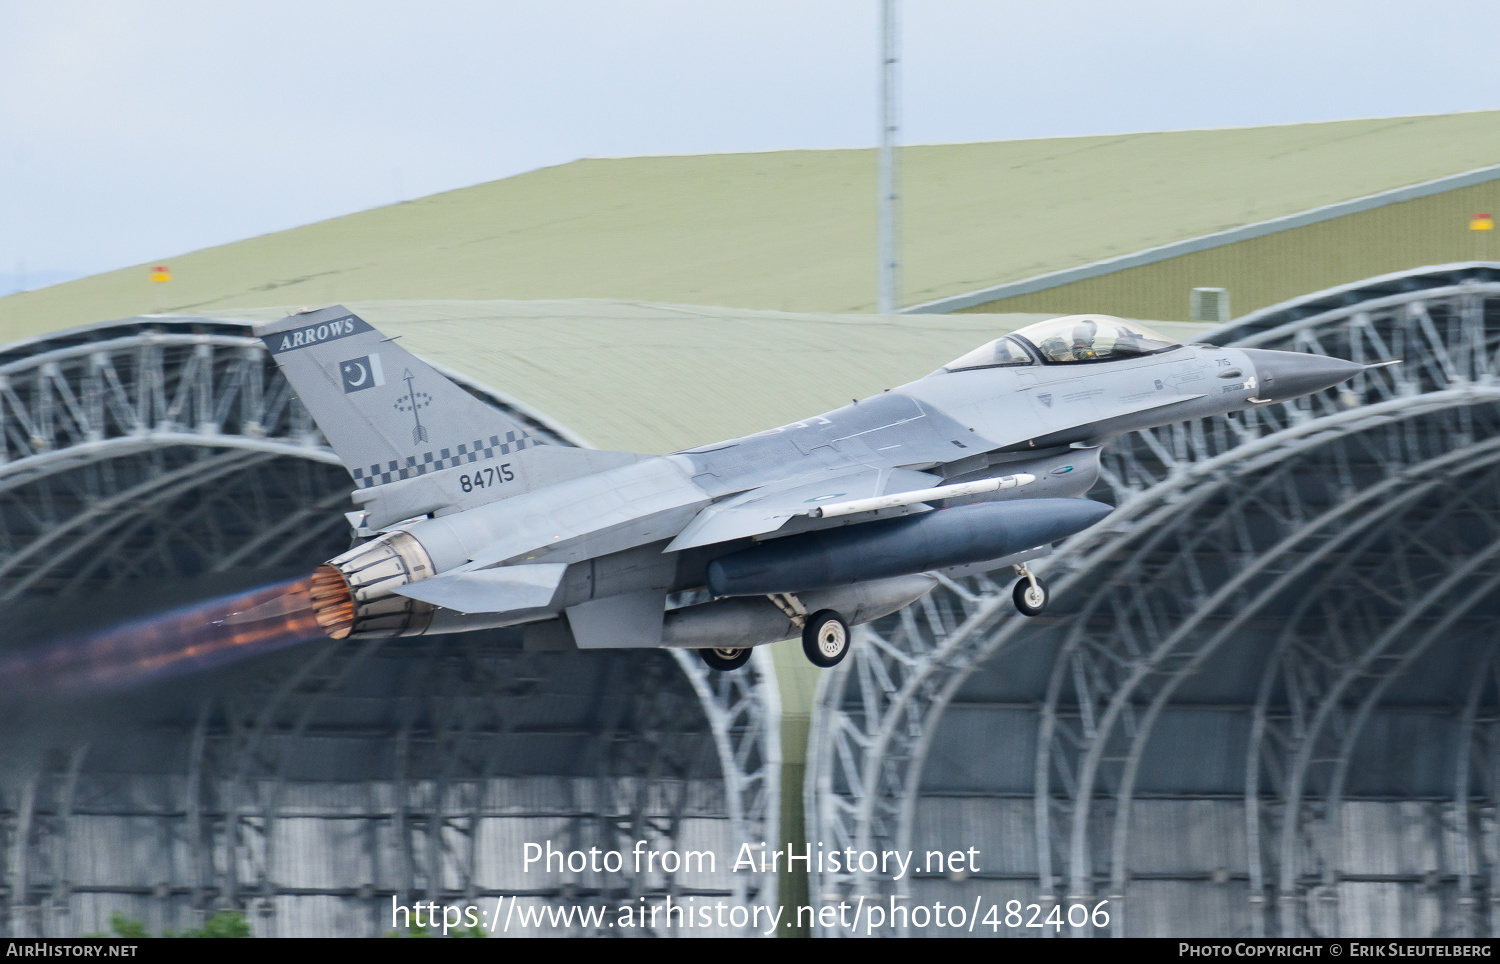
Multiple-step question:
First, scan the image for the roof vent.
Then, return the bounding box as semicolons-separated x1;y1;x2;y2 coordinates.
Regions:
1191;287;1230;324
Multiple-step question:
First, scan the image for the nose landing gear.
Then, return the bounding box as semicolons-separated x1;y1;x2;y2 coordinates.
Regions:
1012;564;1049;617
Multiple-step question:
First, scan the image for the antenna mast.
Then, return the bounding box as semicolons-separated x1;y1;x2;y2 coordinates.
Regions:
877;0;900;314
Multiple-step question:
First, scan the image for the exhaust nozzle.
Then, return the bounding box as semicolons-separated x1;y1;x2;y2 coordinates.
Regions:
312;531;437;639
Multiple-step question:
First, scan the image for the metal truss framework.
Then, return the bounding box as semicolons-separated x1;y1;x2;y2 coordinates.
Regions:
0;317;574;599
808;268;1500;936
5;643;779;937
0;316;779;937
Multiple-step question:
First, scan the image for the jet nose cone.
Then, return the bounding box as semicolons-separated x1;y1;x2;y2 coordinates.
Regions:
1241;349;1364;402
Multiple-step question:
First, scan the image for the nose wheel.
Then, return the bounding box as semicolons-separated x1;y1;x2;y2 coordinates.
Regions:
698;647;752;671
1012;565;1048;617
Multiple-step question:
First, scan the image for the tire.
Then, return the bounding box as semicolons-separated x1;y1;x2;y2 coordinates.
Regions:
1013;576;1048;617
801;610;851;668
698;647;752;671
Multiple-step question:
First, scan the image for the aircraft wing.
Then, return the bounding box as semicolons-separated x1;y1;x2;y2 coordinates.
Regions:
665;467;942;551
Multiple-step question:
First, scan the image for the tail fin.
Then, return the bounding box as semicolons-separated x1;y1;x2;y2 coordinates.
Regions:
256;307;642;518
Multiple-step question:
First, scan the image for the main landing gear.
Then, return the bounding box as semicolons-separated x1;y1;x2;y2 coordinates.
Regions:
772;593;851;668
1012;563;1049;617
801;610;851;668
698;647;753;672
694;594;852;672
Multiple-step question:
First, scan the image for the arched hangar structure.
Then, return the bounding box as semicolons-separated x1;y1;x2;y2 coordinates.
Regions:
0;316;779;937
808;263;1500;937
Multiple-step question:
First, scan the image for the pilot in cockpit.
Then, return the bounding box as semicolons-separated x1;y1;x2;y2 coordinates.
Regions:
1070;319;1099;361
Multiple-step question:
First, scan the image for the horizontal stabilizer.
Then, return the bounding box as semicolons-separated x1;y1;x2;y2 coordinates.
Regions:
392;563;567;614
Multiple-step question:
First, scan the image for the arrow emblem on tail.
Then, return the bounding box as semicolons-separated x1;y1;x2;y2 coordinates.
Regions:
394;368;432;444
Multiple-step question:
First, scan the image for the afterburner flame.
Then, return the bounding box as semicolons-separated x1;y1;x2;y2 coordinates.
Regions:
309;565;355;639
0;577;329;697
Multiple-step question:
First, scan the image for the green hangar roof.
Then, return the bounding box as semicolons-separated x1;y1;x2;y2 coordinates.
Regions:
4;111;1500;339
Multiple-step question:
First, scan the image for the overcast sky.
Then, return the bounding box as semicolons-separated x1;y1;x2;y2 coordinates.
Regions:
3;0;1498;292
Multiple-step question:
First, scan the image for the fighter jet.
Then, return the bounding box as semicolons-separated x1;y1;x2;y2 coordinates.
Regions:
258;307;1363;670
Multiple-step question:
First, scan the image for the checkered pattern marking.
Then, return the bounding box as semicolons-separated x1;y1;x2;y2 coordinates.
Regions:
349;431;541;488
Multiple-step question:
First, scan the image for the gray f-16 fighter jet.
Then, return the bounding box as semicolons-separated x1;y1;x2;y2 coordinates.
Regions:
259;307;1364;670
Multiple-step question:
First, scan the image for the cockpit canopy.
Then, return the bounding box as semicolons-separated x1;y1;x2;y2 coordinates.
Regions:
943;314;1181;371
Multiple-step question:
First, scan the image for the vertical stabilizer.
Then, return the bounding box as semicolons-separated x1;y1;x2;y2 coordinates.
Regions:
255;307;644;517
257;306;544;487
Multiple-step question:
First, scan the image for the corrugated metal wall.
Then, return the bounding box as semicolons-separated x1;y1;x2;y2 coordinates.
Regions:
906;797;1479;938
10;776;735;938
